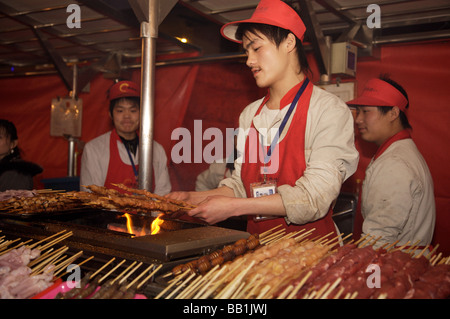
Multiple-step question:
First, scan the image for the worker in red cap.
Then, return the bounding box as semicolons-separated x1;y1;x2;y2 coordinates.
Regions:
348;75;435;249
80;80;171;195
167;0;359;239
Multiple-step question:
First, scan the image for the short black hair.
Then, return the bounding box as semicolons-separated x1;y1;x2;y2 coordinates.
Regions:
377;74;412;130
0;119;20;160
235;23;312;78
109;96;140;116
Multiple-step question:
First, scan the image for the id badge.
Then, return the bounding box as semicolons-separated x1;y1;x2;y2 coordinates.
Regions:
250;179;277;221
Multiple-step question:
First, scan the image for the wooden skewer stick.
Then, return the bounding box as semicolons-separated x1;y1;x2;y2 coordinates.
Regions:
293;228;315;243
119;262;143;285
38;231;73;251
154;269;190;299
214;260;255;299
359;235;376;248
414;245;430;259
243;275;265;299
277;285;294;299
259;229;285;245
175;268;217;299
99;259;127;283
320;277;342;299
384;239;400;252
431;252;442;266
28;248;55;267
286;271;312;299
54;255;94;279
0;239;33;256
90;257;115;279
259;224;283;238
405;240;421;253
166;272;197;299
28;230;68;249
354;233;371;246
125;263;153;289
230;281;247;299
333;286;346;299
30;246;69;275
0;238;22;254
111;261;137;284
425;244;439;259
192;265;228;299
52;251;84;277
136;264;163;290
391;241;411;252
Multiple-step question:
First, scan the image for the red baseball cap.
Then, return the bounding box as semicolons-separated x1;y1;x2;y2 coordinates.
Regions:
109;81;140;101
347;78;408;113
221;0;306;43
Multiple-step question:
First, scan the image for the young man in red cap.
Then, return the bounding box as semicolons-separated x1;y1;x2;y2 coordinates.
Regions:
80;80;171;195
167;0;359;239
348;75;435;248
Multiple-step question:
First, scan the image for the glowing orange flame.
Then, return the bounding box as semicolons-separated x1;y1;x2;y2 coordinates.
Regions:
124;213;146;236
151;214;164;235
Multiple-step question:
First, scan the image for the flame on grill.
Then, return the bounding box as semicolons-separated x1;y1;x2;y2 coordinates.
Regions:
123;213;164;236
151;214;164;235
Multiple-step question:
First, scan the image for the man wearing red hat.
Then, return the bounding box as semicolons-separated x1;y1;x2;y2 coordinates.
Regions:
348;75;435;248
167;0;359;239
80;80;171;195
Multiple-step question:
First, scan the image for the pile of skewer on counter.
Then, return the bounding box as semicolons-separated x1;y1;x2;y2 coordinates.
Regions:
0;230;162;299
158;226;450;299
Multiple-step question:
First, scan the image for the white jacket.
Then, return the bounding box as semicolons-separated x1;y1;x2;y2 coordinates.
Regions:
361;138;436;248
80;131;171;195
220;85;359;225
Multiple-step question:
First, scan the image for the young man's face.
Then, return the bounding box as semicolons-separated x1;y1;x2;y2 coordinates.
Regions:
355;106;393;146
111;98;140;139
242;30;291;89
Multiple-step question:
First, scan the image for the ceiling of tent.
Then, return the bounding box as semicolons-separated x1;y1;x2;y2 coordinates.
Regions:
0;0;449;83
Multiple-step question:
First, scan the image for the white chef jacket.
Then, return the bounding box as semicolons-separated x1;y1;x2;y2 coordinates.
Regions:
219;85;359;225
195;160;233;191
80;131;171;195
361;138;436;248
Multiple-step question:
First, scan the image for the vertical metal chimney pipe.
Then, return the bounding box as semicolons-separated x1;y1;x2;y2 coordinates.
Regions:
138;0;158;190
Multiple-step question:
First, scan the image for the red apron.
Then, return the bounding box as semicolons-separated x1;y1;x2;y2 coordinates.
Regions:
104;129;155;194
353;129;412;240
241;79;336;238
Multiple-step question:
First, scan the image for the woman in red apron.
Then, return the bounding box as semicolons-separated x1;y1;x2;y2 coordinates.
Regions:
166;0;358;239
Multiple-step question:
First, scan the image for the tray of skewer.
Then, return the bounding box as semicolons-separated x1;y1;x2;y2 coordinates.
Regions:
155;226;450;299
0;229;163;299
0;184;195;219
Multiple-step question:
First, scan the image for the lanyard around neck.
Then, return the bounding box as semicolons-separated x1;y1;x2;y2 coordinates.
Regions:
262;78;310;164
120;136;139;178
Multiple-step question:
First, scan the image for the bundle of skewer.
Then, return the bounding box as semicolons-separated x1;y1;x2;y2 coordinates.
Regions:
0;229;163;299
0;230;86;299
157;227;450;300
53;258;162;299
0;192;81;215
0;184;195;217
76;184;196;215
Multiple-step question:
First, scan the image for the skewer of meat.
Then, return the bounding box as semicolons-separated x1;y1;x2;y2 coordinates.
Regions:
74;275;101;299
54;271;93;299
111;183;196;210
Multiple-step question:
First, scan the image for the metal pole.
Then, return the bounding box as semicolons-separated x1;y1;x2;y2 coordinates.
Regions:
67;136;76;177
138;0;158;190
67;64;78;177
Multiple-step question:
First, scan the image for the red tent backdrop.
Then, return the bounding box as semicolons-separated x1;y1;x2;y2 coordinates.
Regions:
0;39;449;254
